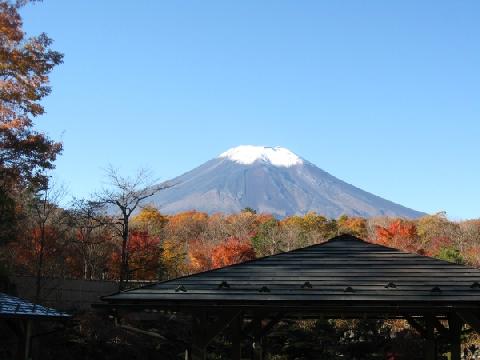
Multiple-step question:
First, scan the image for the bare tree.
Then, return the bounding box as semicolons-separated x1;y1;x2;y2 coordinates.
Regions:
69;199;112;280
95;167;170;290
28;178;67;303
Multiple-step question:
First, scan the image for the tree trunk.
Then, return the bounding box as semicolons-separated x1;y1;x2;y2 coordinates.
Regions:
449;314;462;360
425;317;436;360
119;214;129;291
35;223;45;303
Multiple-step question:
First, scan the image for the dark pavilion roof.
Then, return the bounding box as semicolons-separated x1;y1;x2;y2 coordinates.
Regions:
0;292;70;319
101;235;480;314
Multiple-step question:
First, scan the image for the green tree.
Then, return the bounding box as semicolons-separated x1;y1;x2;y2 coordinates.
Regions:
252;218;283;256
437;247;464;264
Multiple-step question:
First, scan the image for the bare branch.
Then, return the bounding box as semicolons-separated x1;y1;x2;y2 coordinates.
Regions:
92;166;172;290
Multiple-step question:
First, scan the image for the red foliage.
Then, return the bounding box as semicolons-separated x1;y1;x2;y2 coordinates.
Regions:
189;237;256;273
128;231;162;280
465;245;480;267
188;239;214;273
425;236;454;257
108;231;162;280
211;237;256;268
10;225;63;275
375;220;419;253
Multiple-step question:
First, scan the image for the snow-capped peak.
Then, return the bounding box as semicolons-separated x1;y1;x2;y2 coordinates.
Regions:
219;145;303;167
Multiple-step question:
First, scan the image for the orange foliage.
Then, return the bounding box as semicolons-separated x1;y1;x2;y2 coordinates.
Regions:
167;211;208;228
255;213;277;226
0;1;63;186
189;237;256;273
465;245;480;267
212;237;256;268
375;220;419;253
132;206;167;233
161;238;187;279
188;239;214;273
165;211;209;240
338;216;367;238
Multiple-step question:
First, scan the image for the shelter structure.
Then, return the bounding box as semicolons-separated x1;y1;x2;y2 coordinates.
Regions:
100;235;480;360
0;292;70;360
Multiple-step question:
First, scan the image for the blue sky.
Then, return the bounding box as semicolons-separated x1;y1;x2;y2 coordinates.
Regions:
20;1;480;219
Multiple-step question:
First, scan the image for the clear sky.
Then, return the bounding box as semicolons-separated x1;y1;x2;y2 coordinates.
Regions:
20;1;480;219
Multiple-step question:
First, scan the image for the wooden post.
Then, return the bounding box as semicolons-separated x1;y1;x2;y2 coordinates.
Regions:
191;344;206;360
448;313;463;360
456;310;480;333
425;316;436;360
191;312;206;360
24;320;32;360
190;310;240;360
252;338;263;360
252;318;263;360
231;313;242;360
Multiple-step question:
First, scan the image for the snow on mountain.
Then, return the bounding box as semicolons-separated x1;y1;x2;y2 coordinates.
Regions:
146;145;425;219
219;145;303;167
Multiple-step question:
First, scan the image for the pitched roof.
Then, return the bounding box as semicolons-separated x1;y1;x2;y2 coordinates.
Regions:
0;292;70;319
101;235;480;312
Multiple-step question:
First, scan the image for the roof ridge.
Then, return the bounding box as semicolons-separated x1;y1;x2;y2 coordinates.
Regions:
108;235;373;297
325;234;366;243
103;234;480;300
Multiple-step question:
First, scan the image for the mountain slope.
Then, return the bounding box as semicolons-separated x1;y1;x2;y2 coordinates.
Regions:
148;146;424;218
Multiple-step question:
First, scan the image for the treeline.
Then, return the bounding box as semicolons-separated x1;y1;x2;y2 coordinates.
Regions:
3;194;480;295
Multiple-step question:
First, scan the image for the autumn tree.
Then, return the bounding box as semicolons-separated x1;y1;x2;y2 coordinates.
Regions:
459;220;480;266
69;199;115;280
241;207;257;214
0;0;63;185
188;238;215;273
211;236;256;268
374;219;418;253
280;217;307;252
283;212;337;246
0;186;16;244
124;230;162;280
366;217;391;242
131;205;167;236
164;211;208;244
251;217;283;256
337;215;368;239
0;0;63;245
301;212;337;239
161;237;187;279
202;213;230;244
95;167;170;290
163;211;208;271
417;212;460;252
188;236;256;272
6;179;70;301
130;207;168;279
226;211;258;241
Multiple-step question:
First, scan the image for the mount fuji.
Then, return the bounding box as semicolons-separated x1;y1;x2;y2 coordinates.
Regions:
148;145;424;218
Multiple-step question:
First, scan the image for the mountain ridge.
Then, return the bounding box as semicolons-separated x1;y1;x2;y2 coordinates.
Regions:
146;146;424;219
